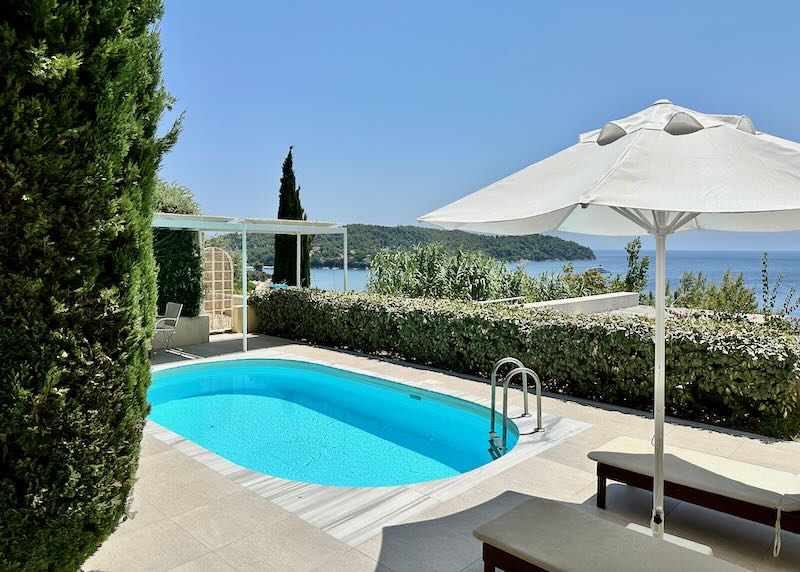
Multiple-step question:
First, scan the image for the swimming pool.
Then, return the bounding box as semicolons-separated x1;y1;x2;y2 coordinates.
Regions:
148;359;517;487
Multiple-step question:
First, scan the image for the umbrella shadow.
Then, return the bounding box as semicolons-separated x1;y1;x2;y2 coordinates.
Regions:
373;490;534;572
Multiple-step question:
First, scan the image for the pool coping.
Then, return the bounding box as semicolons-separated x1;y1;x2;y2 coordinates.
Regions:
147;350;591;546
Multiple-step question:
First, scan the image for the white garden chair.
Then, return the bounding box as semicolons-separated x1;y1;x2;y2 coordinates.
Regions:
154;302;183;351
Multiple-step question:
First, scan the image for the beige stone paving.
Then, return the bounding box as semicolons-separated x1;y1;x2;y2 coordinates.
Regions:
85;335;800;571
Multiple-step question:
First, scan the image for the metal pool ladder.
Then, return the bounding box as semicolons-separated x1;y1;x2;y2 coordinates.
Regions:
488;357;543;459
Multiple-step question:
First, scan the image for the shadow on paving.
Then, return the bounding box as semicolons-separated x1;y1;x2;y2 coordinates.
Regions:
149;333;294;366
375;491;532;572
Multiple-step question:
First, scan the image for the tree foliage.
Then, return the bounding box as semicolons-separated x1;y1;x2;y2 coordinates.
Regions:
639;252;800;326
153;178;200;215
670;271;757;314
366;241;646;303
272;147;312;286
153;180;203;316
0;1;178;569
367;243;528;300
761;252;800;324
209;223;595;268
610;237;650;295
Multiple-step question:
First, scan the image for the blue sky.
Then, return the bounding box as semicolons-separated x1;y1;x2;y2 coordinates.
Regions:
158;1;800;251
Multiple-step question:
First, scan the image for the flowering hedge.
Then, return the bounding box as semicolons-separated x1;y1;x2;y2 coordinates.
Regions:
252;288;800;438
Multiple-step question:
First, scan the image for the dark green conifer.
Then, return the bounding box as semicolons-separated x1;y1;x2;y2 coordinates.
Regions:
0;1;179;568
273;146;312;286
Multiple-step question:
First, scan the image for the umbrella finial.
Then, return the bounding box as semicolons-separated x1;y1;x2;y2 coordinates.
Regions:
652;98;672;105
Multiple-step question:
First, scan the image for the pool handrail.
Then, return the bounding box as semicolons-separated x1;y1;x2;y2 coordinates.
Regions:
501;366;544;451
490;357;529;437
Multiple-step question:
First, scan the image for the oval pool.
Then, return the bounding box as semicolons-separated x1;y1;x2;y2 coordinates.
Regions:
148;359;517;486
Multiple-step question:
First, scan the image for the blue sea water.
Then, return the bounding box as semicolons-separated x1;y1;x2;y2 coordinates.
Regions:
149;359;515;486
311;250;800;314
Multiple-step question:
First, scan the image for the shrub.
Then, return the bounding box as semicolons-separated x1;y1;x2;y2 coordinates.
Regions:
251;289;800;438
153;180;203;317
610;237;650;296
153;179;200;216
0;2;178;569
672;271;757;314
761;251;800;324
367;239;651;304
530;264;610;301
367;243;526;301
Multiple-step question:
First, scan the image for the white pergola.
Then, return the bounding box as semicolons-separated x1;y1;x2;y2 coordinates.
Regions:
152;213;349;352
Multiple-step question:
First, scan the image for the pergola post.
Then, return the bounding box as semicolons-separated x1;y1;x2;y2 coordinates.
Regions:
241;223;248;352
295;233;301;287
343;226;348;291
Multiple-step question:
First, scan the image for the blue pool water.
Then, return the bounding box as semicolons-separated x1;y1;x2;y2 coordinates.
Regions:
148;359;516;486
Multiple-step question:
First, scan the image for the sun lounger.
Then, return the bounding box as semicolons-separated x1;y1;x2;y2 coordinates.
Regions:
473;497;747;571
588;436;800;556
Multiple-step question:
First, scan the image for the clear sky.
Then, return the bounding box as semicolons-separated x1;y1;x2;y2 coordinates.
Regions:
158;0;800;251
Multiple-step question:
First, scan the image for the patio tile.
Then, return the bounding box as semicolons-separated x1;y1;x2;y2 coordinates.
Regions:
755;528;800;571
311;548;390;572
356;519;481;572
137;448;209;476
171;490;292;550
560;423;641;449
475;456;596;501
664;501;776;570
727;439;800;473
402;489;531;539
458;559;485;572
141;434;175;457
537;439;598;473
571;482;680;526
84;519;209;572
113;495;168;537
167;552;238;572
216;515;349;572
136;464;243;517
664;424;749;456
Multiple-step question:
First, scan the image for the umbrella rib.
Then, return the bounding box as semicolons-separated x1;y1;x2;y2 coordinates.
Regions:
610;206;654;233
667;211;700;233
652;210;665;230
609;208;699;234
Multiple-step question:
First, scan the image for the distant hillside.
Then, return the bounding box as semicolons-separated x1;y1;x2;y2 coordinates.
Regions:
205;224;595;269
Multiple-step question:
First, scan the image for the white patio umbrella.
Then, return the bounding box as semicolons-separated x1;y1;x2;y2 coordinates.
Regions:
419;99;800;536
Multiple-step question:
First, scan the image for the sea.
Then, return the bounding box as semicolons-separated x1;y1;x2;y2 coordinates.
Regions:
308;250;800;314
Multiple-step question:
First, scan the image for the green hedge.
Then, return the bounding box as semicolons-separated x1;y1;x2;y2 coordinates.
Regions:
252;289;800;438
153;229;204;317
152;180;204;317
0;1;177;569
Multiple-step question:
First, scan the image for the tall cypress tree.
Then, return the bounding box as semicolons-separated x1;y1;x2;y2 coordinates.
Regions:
0;1;179;568
273;146;312;286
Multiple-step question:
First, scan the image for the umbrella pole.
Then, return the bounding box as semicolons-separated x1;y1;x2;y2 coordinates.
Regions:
652;232;667;537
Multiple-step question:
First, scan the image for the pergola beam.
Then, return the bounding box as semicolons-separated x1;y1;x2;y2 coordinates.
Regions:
152;218;345;235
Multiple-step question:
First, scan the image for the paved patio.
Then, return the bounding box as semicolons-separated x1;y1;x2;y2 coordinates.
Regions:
85;334;800;571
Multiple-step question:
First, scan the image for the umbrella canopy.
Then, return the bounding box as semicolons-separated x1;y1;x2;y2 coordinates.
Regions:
419;99;800;537
420;99;800;235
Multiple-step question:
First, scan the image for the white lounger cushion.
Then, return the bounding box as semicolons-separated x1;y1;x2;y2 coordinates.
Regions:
474;497;748;571
588;436;800;512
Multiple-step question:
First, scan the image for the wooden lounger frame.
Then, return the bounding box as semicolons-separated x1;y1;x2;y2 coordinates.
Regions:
596;462;800;533
481;543;545;572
